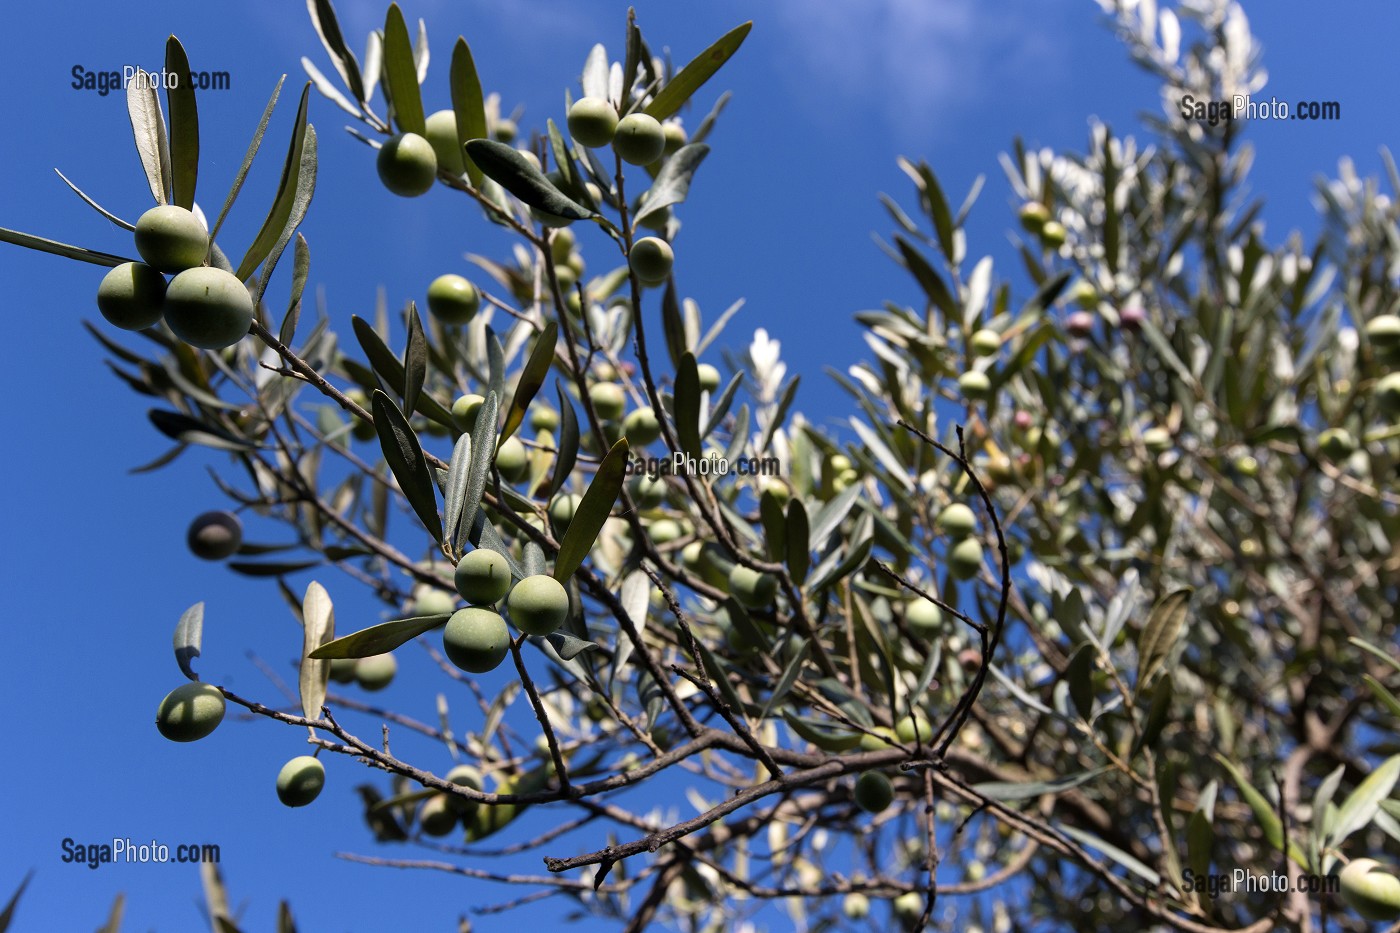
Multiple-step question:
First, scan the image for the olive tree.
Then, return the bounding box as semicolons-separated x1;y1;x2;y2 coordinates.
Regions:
2;0;1399;930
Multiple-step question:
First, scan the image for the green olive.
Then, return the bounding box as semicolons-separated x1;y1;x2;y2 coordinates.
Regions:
97;262;167;331
629;237;673;286
567;96;618;148
853;771;894;813
354;653;397;691
134;205;208;273
155;682;225;742
443;607;510;672
424;110;466;176
377;132;438;197
506;574;570;636
275;755;325;807
613;113;665;165
427;274;480;325
454;549;513;605
164;267;254;350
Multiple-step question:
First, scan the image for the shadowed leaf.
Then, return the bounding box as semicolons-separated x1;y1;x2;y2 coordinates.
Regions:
501;322;558;444
555;438;628;582
465;139;594;220
165;36;199;209
449;38;487;187
372;389;443;543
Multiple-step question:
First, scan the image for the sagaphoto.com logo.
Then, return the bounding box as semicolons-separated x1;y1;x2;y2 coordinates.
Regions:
60;836;220;870
72;64;230;97
1179;92;1340;127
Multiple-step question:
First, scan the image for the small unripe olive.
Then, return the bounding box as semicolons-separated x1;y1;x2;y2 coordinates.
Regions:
895;714;931;745
858;725;898;752
969;328;1002;356
549;493;581;532
496;436;529;482
854;771;894;813
630;474;667;509
957;370;991;400
492;118;517;143
1376;372;1400;416
164;267;254;350
1018;202;1049;233
648;518;685;544
507;574;570;636
661;121;687;157
417;793;457;835
443;607;510;673
377;132;438;197
410;587;457;617
530;405;560;431
424;110;466;176
97;262;167;330
1040;220;1067;248
455;549;513;605
187;510;242;560
427;274;480;325
1070;280;1098;307
1233;454;1260;477
905;600;943;635
345;389;378;441
948;538;983;580
613;113;665;165
758;477;790;504
444;763;484;814
589;383;626;420
155;682;225;742
328;657;358;684
1318;427;1357;462
696;363;722;393
1339;859;1400;922
843;893;870;919
1364;314;1400;349
452;393;486;428
354;653;397;691
892;891;924;925
936;503;976;538
629;236;674;286
134;205;208;273
728;565;777;608
275;755;325;807
567;96;618;148
550;228;575;263
623;407;662;445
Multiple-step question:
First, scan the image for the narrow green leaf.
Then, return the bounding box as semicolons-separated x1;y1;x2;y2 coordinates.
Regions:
449;38;488;187
0;871;34;933
1214;754;1307;867
148;410;254;452
703;371;743;439
974;767;1108;802
350;316;456;428
545;632;598;661
1136;588;1192;691
307;0;367;105
208;77;285;248
501;322;558;444
442;432;473;552
165;36;199;210
456;390;500;552
643;21;752;121
413;17;430;84
785;499;810;584
301;56;360;117
547;383;580;499
1186;781;1217;909
253;123;317;307
383;4;426;135
1057;824;1160;885
279;233;310;346
277;901;296;933
1330;754;1400;847
759;638;808;723
759;490;786;561
236;84;311;282
0;227;131;267
371;389;443;543
1065;644;1095;720
464;510;526;581
1349;636;1400;676
661;280;686;368
309;613;450;659
621;16;644;110
53;169;134;230
227;560;322;577
758;375;799;454
782;712;860;752
1134;672;1173;753
808;482;861;551
465;139;594;220
173;602;204;681
1363;675;1400;719
610;570;651;688
675;352;702;458
403;301;426;424
636;143;710;226
127;68;171;204
555;438;628;582
894;235;954;316
96;893;125;933
300;581;335;720
807;533;873;595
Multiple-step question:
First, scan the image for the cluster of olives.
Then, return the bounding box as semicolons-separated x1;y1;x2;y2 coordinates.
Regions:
96;205;253;350
442;548;570;674
566;97;684;166
1019;200;1066;248
825;453;859;495
936;503;983;580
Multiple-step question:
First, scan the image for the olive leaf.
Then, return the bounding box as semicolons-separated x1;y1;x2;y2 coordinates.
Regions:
306;0;366;105
350;315;456;428
465;139;594;220
442;432;473;554
554;438;629;582
299;581;335;721
0;227;131;267
207;77;285;248
785;499;810;584
165;36;200;210
1065;644;1096;721
279;233;310;346
383;4;426;135
127;68;172;205
501;322;558;444
1136;587;1192;692
236;83;314;286
675;352;702;459
635;143;709;226
1214;754;1308;867
371;389;443;544
403;300;427;423
309;613;451;659
449;38;487;187
546;382;580;499
642;21;752;121
148;410;254;452
456;389;500;553
173;602;205;681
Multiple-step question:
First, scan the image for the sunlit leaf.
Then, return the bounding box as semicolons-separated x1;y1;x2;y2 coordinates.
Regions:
299;581;335;720
643;22;752;121
173;602;204;681
309;613;450;659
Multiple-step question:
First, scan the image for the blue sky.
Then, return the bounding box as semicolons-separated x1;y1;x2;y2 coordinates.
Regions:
1;1;1397;929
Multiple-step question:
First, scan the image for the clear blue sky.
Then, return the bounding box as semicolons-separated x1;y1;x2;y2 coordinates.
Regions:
1;1;1396;929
